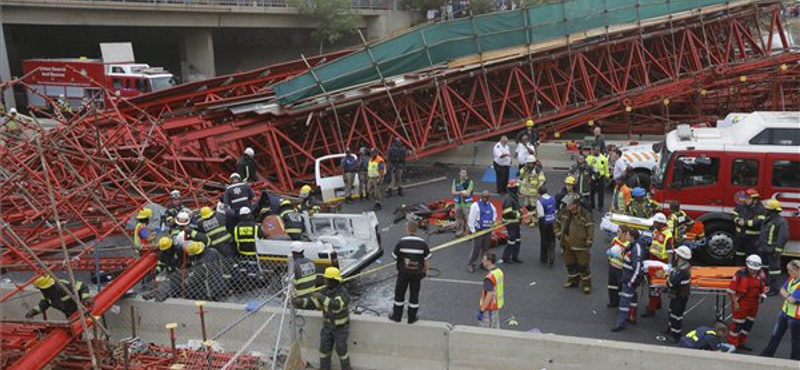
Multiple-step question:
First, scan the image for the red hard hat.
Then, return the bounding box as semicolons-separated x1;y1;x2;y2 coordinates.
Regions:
745;188;760;198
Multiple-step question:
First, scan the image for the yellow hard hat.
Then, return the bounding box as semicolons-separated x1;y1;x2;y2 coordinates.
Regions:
564;176;576;185
280;199;293;207
33;275;55;290
199;206;214;219
323;267;342;281
300;185;312;195
185;241;205;256
158;237;173;251
525;119;534;127
764;199;782;211
136;208;153;220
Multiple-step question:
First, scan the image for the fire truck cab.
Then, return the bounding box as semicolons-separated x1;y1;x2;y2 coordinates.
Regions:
652;112;800;264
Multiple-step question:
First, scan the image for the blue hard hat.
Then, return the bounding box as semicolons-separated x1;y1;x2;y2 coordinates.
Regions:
631;187;646;197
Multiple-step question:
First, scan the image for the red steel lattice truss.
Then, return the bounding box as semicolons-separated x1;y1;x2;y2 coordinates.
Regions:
2;1;800;369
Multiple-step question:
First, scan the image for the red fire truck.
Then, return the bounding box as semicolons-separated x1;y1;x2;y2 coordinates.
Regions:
21;43;174;110
651;112;800;264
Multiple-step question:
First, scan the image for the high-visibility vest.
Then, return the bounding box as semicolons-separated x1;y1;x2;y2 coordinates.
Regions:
686;329;717;342
782;278;800;319
453;178;474;205
649;229;671;261
611;185;631;213
608;237;626;269
134;223;147;250
233;221;259;255
199;214;232;247
481;267;504;311
293;258;317;298
367;156;385;178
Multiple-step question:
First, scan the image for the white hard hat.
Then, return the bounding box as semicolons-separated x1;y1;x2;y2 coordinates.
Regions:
8;108;17;114
170;190;181;199
230;172;241;180
746;254;763;270
239;207;252;216
216;201;226;213
650;213;668;224
175;211;190;226
244;147;255;156
291;242;304;253
526;156;537;164
675;246;692;260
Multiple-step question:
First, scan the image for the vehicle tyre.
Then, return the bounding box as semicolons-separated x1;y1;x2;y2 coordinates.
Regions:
625;170;651;190
701;221;736;265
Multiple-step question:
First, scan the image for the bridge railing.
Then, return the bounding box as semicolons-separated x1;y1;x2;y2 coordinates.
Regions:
15;0;393;10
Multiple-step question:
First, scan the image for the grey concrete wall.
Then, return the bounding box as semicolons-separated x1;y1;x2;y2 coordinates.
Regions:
181;29;216;82
2;290;797;370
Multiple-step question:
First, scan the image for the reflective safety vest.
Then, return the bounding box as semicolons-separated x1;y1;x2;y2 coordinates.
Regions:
611;185;631;213
519;166;545;196
782;278;800;319
668;210;692;243
233;220;260;255
477;201;495;230
586;154;609;179
608;237;626;269
367;156;385;178
198;213;232;248
134;223;149;250
293;257;317;298
280;208;305;239
649;229;672;261
452;178;474;205
481;267;505;311
686;328;717;343
625;198;658;219
540;195;556;224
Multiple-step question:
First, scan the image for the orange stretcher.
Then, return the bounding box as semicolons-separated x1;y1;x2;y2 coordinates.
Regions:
648;266;741;321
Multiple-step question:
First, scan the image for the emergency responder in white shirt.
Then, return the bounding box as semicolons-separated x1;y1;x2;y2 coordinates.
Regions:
493;136;512;195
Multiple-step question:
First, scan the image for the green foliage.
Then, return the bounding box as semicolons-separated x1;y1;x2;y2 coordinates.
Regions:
469;0;495;15
399;0;447;11
290;0;361;45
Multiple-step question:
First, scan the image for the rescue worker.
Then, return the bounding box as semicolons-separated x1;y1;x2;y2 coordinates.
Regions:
294;267;352;370
157;236;184;274
554;194;594;294
297;185;321;215
478;252;504;329
26;275;91;319
625;187;659;219
535;186;557;266
233;207;264;257
554;176;577;210
610;177;631;214
515;134;536;171
501;180;523;264
679;323;728;351
223;173;256;214
236;147;259;182
291;242;318;298
515;119;539;147
467;190;497;273
390;221;431;324
184;241;226;301
732;188;765;265
134;208;156;252
367;148;386;211
451;167;475;237
665;246;693;342
196;206;235;258
606;230;627;308
356;147;369;200
727;254;768;351
342;147;359;203
643;212;672;318
162;190;183;231
2;107;24;140
667;200;694;246
519;156;546;226
759;259;800;360
492;136;512;195
173;211;210;247
612;227;645;332
56;94;71;113
569;154;594;208
280;200;306;241
759;199;789;295
593;126;606;153
586;145;609;211
387;138;407;197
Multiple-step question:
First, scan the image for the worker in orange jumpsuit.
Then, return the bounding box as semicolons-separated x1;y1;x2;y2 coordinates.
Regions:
642;212;672;318
727;254;768;352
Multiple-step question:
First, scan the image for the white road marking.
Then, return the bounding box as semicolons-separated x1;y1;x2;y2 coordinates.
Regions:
428;278;482;285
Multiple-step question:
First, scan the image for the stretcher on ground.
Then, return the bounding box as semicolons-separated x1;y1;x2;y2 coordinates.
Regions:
648;266;740;321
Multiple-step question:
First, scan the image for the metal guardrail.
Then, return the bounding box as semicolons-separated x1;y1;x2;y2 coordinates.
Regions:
7;0;393;10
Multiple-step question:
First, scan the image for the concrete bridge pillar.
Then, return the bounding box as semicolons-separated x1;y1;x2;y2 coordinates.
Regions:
0;7;15;110
180;29;216;83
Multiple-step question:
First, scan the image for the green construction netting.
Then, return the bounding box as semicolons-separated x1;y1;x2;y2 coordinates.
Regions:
273;0;749;105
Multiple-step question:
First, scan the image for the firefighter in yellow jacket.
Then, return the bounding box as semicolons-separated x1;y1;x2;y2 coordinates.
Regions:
554;194;595;294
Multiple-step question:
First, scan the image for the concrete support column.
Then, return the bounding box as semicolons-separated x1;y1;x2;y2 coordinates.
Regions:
0;7;15;110
180;29;216;83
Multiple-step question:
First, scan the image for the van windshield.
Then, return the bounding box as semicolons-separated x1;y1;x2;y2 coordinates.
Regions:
652;140;670;189
149;76;174;92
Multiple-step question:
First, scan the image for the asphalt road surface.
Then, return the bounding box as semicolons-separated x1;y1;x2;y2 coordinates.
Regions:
339;164;795;360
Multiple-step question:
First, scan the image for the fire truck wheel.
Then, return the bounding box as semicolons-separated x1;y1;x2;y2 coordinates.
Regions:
701;221;736;265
